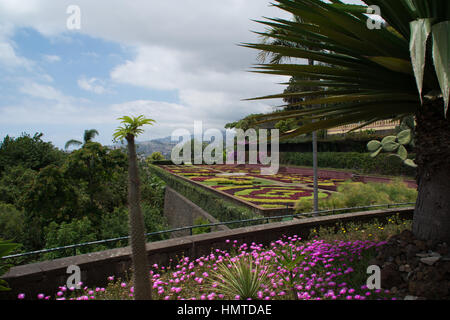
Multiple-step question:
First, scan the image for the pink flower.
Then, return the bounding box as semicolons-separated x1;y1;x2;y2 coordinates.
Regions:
17;293;25;300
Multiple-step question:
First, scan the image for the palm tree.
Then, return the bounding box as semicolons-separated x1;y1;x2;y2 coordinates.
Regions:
244;0;450;242
113;115;156;300
65;129;99;150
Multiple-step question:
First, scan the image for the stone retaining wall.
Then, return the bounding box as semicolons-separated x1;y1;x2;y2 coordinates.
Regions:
164;187;230;237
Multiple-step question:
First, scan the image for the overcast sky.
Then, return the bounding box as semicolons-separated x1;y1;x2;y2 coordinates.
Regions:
0;0;364;148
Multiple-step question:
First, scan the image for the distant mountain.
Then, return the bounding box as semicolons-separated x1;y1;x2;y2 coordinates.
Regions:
135;137;178;158
133;130;231;158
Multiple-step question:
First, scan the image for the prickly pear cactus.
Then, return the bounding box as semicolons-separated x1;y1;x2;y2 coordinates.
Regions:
367;129;417;168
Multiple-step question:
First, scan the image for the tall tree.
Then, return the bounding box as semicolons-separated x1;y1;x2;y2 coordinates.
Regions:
65;129;99;150
0;133;64;175
113;115;155;300
244;0;450;242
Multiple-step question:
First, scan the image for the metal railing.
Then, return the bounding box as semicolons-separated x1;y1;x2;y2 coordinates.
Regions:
1;202;414;263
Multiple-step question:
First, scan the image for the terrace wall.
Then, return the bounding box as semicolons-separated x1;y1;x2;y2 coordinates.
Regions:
0;207;414;300
164;187;230;237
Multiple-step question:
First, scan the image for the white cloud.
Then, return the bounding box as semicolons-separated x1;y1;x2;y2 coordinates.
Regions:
77;77;108;94
0;0;294;144
43;54;61;63
0;42;31;69
40;73;54;82
0;24;33;70
19;82;70;103
110;44;287;130
111;46;181;91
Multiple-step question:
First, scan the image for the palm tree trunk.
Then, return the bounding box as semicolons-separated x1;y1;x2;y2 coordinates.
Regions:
126;134;152;300
413;99;450;243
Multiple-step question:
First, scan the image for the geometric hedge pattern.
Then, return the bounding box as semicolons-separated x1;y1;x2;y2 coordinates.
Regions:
213;185;329;208
250;174;346;191
159;164;344;209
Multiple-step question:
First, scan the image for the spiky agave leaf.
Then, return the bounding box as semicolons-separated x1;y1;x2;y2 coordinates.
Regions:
210;256;271;300
244;0;449;139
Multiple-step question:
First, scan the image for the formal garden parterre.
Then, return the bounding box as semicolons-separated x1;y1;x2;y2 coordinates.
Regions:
211;185;329;209
157;164;414;210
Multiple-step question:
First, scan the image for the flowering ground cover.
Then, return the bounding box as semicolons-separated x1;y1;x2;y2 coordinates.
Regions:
17;215;412;301
20;233;401;301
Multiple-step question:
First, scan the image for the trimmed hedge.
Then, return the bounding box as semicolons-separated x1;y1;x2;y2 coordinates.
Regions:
149;165;263;228
281;152;416;177
149;160;175;165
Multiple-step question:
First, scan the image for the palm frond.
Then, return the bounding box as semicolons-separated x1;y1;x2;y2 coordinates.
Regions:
64;139;82;150
83;129;99;144
113;115;156;142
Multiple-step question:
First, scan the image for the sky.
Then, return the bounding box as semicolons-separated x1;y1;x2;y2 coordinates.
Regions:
0;0;364;148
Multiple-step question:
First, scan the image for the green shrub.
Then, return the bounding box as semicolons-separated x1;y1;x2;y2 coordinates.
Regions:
192;217;212;235
43;217;100;260
0;240;20;291
0;133;65;176
295;180;417;214
281;152;416;177
308;214;412;242
99;204;169;247
99;207;130;248
141;203;170;241
146;152;165;163
0;203;26;246
0;166;36;207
